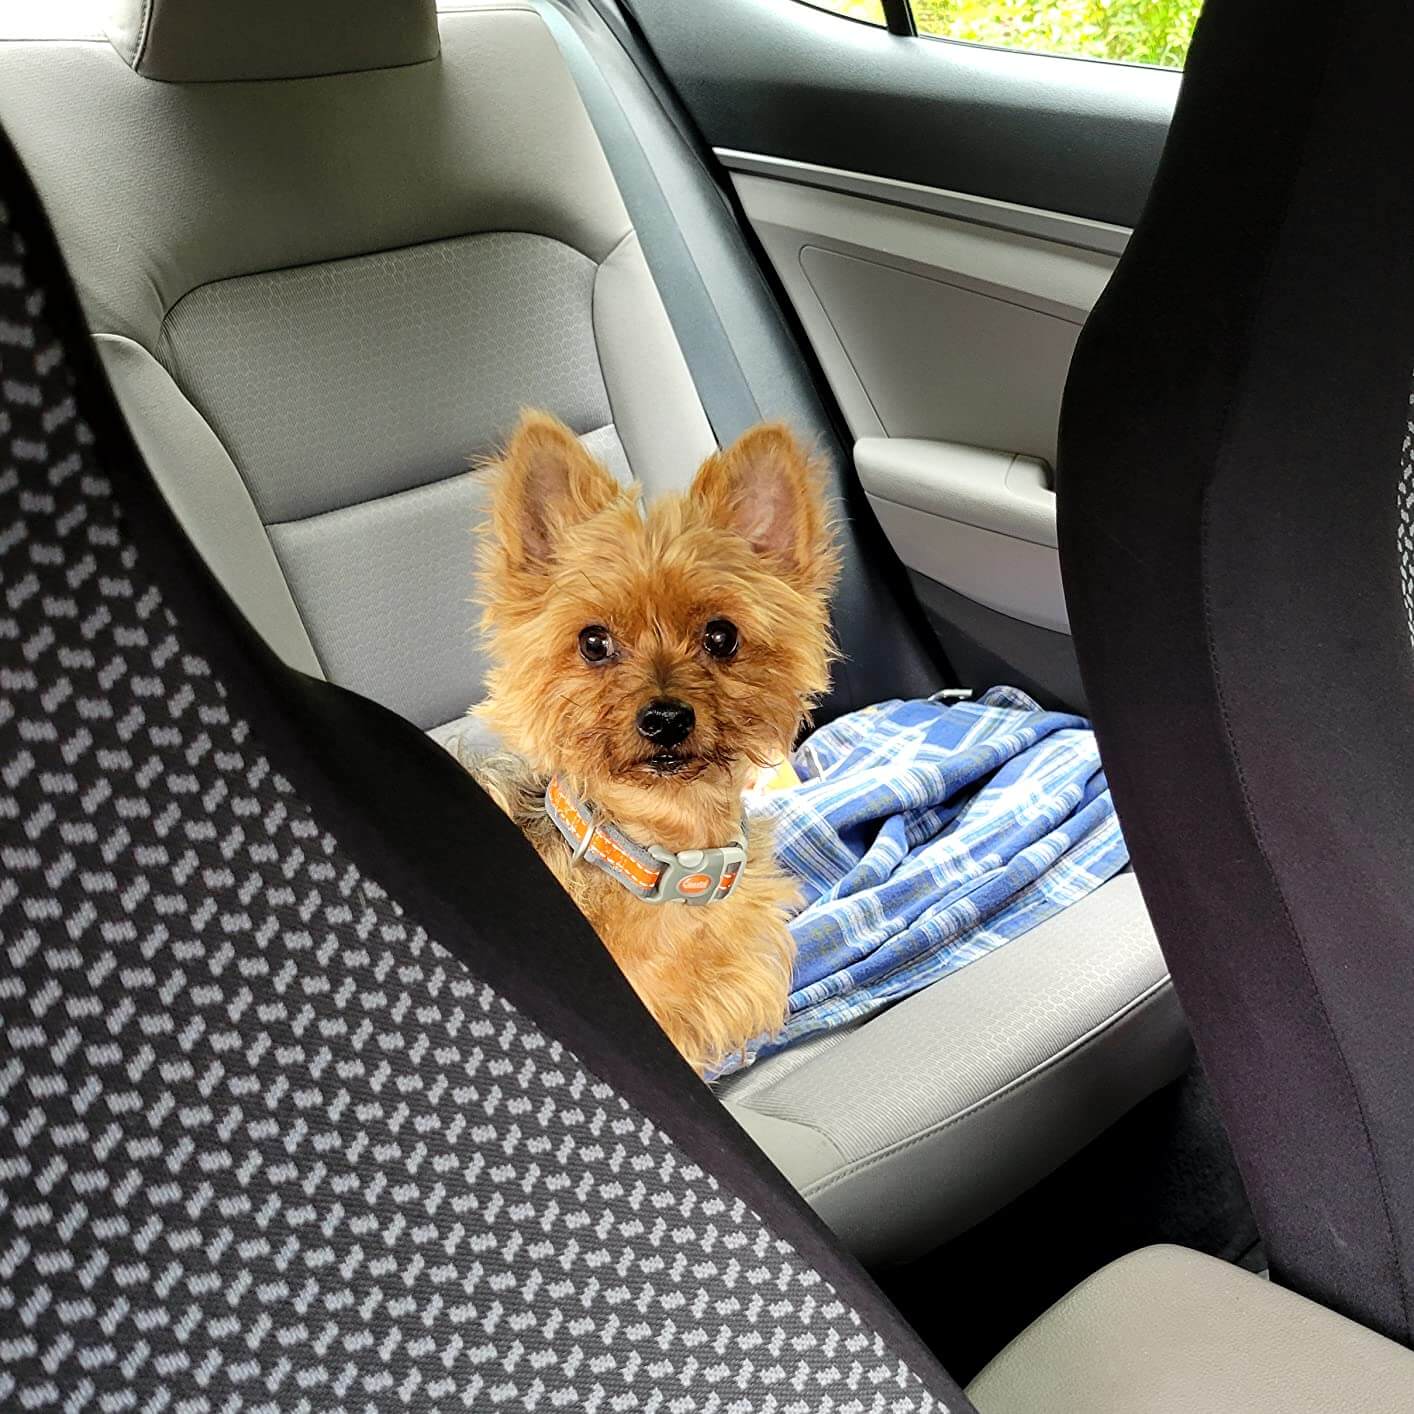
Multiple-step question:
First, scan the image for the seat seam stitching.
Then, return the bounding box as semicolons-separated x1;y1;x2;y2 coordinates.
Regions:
263;423;618;532
725;1105;849;1167
89;331;328;680
588;231;637;481
155;228;606;333
131;0;155;70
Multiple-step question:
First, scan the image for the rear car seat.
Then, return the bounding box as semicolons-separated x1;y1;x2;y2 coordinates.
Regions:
0;0;1189;1261
11;73;1414;1407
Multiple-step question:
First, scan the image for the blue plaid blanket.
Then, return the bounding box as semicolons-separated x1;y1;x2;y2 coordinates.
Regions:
714;687;1128;1077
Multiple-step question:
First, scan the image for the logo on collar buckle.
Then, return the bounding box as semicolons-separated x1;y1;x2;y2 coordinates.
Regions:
644;842;746;906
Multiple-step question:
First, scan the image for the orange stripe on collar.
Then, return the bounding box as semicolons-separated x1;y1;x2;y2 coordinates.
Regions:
544;776;747;906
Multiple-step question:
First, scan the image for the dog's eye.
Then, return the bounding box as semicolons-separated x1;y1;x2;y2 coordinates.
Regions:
702;619;740;660
578;625;616;663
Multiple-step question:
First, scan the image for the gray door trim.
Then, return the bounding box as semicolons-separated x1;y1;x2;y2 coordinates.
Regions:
715;149;1132;257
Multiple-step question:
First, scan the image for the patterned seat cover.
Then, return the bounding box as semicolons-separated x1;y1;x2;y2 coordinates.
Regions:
0;137;970;1413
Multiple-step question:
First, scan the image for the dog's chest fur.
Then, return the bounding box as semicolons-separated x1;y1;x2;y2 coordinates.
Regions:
470;750;797;1073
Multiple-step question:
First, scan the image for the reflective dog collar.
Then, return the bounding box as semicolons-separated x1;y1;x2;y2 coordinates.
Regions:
544;776;746;906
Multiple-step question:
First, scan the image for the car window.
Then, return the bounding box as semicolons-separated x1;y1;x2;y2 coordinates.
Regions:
798;0;1201;68
801;0;888;24
914;0;1199;67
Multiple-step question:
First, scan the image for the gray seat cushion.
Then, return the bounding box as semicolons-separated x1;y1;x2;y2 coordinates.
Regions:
968;1245;1414;1413
717;874;1188;1265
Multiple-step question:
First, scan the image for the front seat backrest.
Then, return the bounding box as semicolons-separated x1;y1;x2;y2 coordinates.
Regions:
1059;0;1414;1342
0;125;968;1412
0;0;714;731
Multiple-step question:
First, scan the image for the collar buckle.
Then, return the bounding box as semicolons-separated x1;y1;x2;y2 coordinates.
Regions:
644;841;747;907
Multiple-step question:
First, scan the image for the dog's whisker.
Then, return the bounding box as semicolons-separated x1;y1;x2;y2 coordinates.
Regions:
551;566;603;601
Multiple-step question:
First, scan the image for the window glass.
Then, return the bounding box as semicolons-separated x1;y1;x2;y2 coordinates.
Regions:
800;0;888;25
913;0;1201;68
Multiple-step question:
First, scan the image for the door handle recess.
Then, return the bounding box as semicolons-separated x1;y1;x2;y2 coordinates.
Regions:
854;437;1068;633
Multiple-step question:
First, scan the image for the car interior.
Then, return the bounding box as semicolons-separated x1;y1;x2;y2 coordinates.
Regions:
2;0;1413;1408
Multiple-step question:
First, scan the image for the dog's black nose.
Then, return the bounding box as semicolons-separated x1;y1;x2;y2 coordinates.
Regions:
637;698;695;747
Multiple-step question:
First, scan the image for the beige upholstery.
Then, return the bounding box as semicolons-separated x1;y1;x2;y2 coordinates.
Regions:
106;0;441;82
0;1;713;725
969;1245;1414;1413
0;13;631;345
93;333;325;676
719;874;1186;1265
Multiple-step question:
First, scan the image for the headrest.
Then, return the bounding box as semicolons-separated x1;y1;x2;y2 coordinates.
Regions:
106;0;440;83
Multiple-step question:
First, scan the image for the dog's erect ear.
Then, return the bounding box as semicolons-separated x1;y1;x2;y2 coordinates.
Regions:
689;423;838;596
490;410;623;568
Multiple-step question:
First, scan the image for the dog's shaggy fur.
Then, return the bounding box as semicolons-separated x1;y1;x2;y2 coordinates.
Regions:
467;410;839;1074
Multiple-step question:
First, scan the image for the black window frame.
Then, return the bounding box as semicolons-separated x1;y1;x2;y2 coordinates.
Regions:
881;0;916;35
795;0;917;36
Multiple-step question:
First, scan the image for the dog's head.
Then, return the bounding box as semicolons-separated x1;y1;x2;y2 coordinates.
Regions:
477;411;839;808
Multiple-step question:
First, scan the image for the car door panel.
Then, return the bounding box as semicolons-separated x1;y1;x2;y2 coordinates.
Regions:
721;155;1127;702
622;0;1176;708
620;0;1178;226
855;438;1064;631
723;165;1122;666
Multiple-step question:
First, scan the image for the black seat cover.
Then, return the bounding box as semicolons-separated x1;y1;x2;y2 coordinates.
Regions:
0;134;970;1411
1060;0;1414;1341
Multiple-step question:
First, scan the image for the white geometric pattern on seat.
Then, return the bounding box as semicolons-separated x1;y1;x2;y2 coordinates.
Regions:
0;200;945;1412
1398;379;1414;650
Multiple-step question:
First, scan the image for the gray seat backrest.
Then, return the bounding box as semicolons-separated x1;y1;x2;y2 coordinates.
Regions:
0;0;715;730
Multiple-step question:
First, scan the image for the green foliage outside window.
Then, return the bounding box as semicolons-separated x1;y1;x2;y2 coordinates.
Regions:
814;0;1202;69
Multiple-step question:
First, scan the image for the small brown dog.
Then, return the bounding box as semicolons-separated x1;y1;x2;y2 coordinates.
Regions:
466;410;838;1075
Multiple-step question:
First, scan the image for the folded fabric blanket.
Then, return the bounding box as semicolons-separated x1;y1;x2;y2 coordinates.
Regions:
713;686;1129;1078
